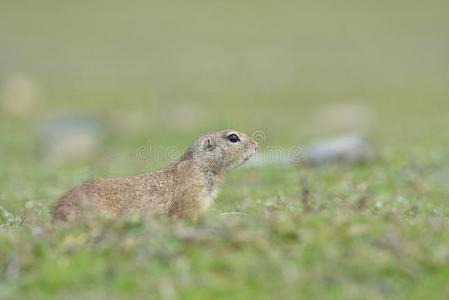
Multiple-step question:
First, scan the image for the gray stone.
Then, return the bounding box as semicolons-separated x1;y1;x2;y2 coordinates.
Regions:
38;113;103;164
301;134;375;166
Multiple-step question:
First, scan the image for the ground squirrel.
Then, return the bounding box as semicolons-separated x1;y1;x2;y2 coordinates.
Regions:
52;129;258;221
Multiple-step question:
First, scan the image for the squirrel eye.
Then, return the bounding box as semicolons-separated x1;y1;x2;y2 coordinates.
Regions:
227;134;240;143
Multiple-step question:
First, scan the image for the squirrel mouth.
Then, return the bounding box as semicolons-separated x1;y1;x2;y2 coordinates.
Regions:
243;149;256;162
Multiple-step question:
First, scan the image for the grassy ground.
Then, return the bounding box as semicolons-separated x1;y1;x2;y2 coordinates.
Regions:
1;1;449;299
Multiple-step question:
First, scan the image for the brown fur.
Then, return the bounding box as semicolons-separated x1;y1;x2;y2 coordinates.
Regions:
52;129;257;221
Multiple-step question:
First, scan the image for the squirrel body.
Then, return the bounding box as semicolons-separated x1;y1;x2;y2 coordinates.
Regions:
52;129;257;221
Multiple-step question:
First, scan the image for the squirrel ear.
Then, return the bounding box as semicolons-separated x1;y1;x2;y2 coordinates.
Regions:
204;137;216;151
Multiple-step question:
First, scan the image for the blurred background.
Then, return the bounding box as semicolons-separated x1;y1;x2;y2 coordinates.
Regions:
1;0;448;206
2;1;449;299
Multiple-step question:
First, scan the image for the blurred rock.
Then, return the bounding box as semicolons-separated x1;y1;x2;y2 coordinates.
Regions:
38;113;103;164
1;74;38;117
301;134;375;166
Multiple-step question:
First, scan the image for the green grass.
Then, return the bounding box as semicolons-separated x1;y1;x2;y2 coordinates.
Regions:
1;1;449;299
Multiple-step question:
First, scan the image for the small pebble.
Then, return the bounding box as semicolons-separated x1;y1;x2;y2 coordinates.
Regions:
301;133;375;166
38;113;103;164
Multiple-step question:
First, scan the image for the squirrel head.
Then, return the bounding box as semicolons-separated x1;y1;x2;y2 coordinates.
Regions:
183;129;258;174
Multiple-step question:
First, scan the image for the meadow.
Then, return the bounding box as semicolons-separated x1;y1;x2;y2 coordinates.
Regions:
1;1;449;299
